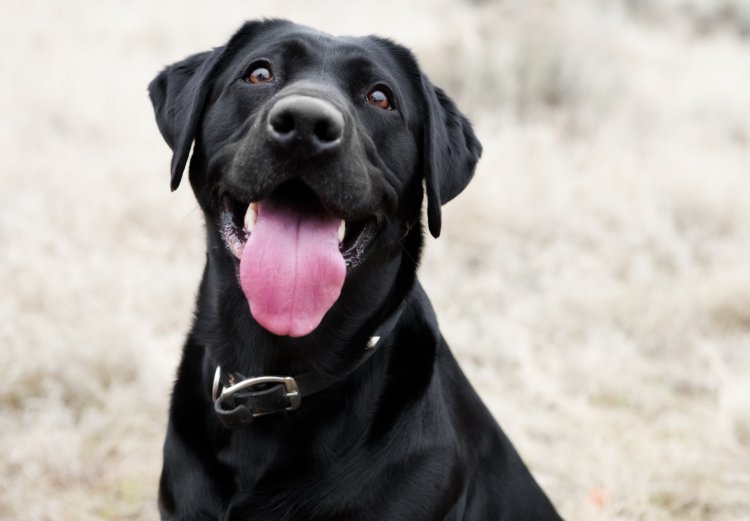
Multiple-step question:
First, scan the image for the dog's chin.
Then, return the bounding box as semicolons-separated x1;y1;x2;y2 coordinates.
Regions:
216;184;381;337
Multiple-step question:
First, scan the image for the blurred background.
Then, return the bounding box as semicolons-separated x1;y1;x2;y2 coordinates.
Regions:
2;0;749;519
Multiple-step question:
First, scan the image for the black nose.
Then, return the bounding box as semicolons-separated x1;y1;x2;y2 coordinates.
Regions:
267;95;345;155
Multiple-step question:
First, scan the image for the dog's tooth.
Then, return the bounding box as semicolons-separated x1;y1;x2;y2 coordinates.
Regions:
337;221;346;243
244;203;258;232
230;239;243;260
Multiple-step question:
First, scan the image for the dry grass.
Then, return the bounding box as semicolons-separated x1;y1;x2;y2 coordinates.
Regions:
1;0;749;519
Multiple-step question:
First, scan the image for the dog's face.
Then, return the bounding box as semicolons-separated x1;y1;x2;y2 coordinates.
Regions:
149;20;481;340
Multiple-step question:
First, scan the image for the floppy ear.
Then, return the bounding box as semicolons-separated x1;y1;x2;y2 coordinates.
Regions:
148;48;224;191
421;76;482;238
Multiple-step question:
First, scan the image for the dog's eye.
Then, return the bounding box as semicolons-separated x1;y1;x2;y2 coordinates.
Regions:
245;65;273;84
366;87;392;110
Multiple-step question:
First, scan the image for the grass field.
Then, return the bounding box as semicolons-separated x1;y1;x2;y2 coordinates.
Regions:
2;0;749;519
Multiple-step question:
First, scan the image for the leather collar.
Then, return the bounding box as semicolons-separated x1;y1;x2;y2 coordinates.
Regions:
212;299;407;429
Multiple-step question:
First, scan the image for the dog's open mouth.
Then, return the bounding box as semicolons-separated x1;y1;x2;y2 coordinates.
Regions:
218;182;379;337
220;193;378;269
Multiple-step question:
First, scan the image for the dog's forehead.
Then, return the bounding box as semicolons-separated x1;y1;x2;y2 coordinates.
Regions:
230;22;411;80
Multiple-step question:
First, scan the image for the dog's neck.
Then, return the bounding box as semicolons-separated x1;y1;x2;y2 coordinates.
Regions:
181;223;441;486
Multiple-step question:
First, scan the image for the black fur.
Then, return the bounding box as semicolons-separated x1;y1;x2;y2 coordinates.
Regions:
149;19;561;520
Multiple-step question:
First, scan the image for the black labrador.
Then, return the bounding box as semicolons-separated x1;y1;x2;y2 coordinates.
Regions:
149;19;562;520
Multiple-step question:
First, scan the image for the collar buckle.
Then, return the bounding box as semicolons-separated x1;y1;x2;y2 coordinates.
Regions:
213;368;301;428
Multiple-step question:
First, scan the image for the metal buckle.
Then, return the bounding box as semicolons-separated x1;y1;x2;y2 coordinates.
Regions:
212;366;223;402
212;366;243;402
213;368;301;416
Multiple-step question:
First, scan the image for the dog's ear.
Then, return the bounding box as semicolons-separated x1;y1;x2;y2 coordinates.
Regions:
148;48;224;191
421;76;482;238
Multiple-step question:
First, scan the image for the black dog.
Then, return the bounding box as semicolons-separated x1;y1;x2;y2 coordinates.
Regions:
149;19;562;520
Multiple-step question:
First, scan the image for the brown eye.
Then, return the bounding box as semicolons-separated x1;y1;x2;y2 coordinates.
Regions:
246;66;273;84
367;88;392;110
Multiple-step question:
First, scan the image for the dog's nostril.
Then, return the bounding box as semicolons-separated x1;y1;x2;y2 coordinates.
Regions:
267;95;345;152
270;111;295;136
314;118;343;143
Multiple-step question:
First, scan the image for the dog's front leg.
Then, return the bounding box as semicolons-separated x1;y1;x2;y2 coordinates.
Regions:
158;423;227;520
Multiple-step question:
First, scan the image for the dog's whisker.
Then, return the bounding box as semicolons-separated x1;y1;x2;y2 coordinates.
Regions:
166;204;201;240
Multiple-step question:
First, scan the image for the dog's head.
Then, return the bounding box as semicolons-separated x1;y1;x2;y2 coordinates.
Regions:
149;19;481;339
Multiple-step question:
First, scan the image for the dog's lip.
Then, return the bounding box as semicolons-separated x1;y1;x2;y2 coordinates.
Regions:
218;192;380;268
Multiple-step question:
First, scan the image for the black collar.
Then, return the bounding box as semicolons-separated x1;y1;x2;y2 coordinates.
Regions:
212;300;407;429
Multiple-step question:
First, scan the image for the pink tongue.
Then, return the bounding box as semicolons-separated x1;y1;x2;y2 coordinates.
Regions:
239;201;346;337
